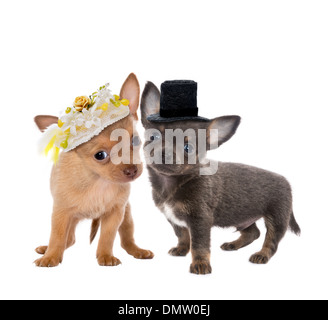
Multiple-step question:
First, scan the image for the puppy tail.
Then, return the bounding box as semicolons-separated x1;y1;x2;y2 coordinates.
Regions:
90;219;100;244
289;212;301;236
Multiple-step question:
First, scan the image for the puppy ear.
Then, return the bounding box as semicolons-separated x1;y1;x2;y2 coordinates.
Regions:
120;73;140;120
207;116;241;149
140;81;160;126
34;115;58;132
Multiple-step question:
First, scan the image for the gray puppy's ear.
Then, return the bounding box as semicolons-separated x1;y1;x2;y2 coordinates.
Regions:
140;81;160;126
207;115;241;149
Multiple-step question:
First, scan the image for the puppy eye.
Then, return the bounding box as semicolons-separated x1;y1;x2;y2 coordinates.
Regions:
184;143;195;154
150;132;161;141
132;136;141;147
94;151;108;161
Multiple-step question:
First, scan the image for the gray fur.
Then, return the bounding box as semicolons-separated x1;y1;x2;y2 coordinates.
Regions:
141;81;300;274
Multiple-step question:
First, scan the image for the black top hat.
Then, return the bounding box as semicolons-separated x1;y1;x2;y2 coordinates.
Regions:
147;80;210;122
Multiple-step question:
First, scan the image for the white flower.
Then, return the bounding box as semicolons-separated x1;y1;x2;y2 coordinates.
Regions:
56;84;113;140
93;84;113;108
77;108;102;129
60;110;77;135
59;107;102;136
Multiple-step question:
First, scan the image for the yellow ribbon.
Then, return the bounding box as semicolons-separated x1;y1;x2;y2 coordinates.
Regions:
42;128;64;164
44;134;57;157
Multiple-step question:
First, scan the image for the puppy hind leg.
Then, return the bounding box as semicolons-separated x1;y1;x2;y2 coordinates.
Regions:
35;246;48;255
119;203;154;260
221;223;260;251
65;217;79;249
249;216;288;264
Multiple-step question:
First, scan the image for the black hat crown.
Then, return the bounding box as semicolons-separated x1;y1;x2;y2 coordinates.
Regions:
160;80;198;118
147;80;210;122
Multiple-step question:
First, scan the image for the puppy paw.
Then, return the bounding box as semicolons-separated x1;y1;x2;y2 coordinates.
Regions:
249;252;269;264
190;259;212;275
97;255;122;267
34;255;62;268
168;246;189;256
221;242;238;251
35;246;48;255
132;249;154;260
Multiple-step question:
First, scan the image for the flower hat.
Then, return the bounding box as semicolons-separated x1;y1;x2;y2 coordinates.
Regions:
39;83;130;162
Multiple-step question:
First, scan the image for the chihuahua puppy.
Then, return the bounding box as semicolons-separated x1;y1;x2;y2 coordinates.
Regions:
34;74;154;267
141;81;300;275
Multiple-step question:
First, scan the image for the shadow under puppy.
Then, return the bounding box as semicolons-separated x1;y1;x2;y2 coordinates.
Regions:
141;80;300;275
34;73;154;267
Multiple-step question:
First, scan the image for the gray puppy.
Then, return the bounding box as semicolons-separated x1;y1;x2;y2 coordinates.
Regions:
141;81;300;275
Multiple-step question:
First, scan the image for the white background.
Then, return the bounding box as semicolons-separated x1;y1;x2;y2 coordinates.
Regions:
0;0;327;300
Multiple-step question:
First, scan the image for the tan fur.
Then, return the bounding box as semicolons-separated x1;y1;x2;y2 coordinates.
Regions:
190;249;212;275
34;73;154;267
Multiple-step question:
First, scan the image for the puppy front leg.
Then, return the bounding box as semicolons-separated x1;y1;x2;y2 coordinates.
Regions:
168;223;191;257
189;220;212;275
35;217;79;255
119;203;154;259
97;206;124;266
34;208;72;267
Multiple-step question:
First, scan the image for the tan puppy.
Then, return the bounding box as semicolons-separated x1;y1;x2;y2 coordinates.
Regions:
34;73;154;267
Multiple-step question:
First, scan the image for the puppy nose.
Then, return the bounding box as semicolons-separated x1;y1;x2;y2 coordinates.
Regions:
163;149;174;164
123;165;138;177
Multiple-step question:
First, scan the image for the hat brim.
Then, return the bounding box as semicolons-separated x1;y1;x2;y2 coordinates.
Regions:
147;113;210;123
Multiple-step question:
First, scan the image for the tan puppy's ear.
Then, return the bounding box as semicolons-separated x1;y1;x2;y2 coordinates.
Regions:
34;115;58;132
120;73;140;120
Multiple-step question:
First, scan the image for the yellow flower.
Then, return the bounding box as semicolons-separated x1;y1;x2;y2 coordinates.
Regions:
74;96;91;112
